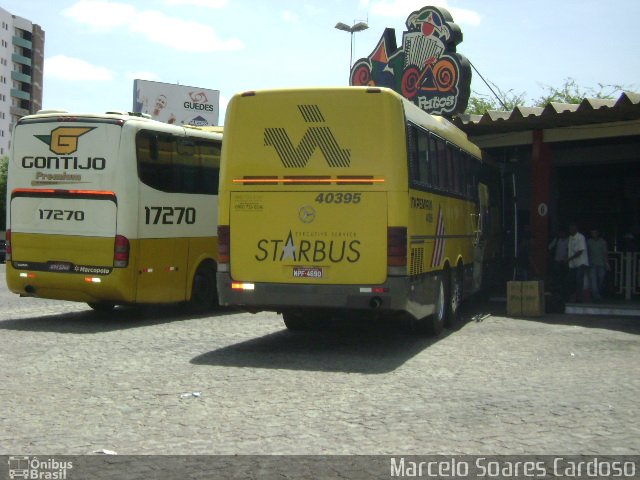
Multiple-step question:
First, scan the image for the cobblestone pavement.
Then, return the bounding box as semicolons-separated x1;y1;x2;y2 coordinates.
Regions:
0;264;639;456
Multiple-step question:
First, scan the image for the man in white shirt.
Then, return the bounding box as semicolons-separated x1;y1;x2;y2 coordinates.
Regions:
567;222;589;302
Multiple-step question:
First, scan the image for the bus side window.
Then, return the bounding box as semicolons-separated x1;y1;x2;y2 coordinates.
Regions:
452;148;463;196
195;140;221;195
178;138;195;193
465;154;474;199
149;135;159;161
417;129;430;186
406;126;419;185
428;134;439;189
460;152;468;199
445;142;456;193
435;137;448;191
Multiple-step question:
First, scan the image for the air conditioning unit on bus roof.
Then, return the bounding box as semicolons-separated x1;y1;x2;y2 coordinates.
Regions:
36;109;68;114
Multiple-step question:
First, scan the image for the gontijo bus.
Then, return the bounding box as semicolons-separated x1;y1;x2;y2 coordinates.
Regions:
6;110;222;311
217;87;500;334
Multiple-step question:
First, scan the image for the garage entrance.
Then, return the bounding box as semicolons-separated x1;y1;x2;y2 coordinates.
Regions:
456;92;640;305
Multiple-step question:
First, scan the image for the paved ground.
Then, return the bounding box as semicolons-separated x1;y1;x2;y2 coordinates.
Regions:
0;264;639;456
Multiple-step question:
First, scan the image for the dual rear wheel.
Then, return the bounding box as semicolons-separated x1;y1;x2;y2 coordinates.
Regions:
188;261;218;313
416;265;463;336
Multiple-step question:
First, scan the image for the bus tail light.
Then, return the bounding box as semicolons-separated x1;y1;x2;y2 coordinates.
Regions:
218;225;230;264
387;227;407;267
113;235;130;268
5;229;11;262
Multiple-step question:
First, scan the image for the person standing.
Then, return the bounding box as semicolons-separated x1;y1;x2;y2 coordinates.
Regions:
567;223;589;302
587;229;610;301
548;228;569;296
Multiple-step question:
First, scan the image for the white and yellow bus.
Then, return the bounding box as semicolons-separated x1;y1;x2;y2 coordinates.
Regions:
6;110;222;311
217;87;501;333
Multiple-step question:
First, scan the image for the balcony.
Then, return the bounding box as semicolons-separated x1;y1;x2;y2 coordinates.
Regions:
10;105;30;117
12;36;32;50
11;71;31;84
11;53;31;67
11;88;30;101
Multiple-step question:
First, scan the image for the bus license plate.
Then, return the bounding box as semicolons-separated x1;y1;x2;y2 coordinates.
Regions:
48;262;72;272
293;267;323;279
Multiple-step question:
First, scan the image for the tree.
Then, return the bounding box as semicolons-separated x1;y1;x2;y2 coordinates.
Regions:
533;77;630;106
465;82;527;115
465;77;635;115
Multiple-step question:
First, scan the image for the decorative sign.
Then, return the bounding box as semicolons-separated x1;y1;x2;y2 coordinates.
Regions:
350;6;471;117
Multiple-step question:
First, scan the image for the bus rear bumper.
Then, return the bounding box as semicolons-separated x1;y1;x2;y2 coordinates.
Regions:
217;271;442;319
6;263;136;304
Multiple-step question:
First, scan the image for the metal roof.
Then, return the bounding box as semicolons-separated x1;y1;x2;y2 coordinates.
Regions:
454;91;640;136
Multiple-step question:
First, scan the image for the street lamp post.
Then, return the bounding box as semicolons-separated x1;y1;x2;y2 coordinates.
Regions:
335;20;369;73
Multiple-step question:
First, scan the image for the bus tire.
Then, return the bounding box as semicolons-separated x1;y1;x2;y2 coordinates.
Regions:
416;272;448;336
282;311;310;331
446;264;463;327
189;261;217;313
87;302;115;312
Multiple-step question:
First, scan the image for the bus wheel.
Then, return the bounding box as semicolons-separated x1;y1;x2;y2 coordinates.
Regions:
87;302;115;312
282;311;310;331
446;266;463;327
189;262;217;313
416;273;447;336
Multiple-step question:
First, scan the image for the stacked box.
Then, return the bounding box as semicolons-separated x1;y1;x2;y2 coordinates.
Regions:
506;281;545;317
507;281;523;316
521;281;545;316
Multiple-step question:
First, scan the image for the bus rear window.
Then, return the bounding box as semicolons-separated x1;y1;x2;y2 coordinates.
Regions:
136;130;220;195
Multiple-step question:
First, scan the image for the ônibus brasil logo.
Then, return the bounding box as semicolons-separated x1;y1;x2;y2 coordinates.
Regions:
35;127;95;155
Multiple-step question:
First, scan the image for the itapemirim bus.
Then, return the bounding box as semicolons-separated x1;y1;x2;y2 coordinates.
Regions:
217;87;501;334
6;110;221;311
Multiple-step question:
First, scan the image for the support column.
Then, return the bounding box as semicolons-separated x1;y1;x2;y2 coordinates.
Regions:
531;129;551;277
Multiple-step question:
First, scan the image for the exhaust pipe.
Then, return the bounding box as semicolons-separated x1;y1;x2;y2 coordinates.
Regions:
369;296;383;309
24;285;36;295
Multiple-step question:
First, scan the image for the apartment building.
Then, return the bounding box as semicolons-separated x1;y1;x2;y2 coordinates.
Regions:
0;6;44;157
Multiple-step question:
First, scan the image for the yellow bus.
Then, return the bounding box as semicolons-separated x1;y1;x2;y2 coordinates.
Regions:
217;87;500;333
6;110;222;311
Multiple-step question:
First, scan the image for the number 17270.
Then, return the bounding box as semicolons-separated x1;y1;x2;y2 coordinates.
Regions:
144;206;196;225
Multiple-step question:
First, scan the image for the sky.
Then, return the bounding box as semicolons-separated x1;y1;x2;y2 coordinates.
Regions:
4;0;640;123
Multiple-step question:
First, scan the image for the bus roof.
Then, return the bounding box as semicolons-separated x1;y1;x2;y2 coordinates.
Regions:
399;93;481;159
17;110;223;141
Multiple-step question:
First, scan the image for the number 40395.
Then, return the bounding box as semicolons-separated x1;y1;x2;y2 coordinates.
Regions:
314;193;361;204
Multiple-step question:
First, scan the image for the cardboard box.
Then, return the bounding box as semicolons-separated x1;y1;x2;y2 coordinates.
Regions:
521;280;545;317
507;281;522;316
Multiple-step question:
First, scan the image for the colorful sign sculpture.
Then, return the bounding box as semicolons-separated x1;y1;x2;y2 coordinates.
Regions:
350;6;471;117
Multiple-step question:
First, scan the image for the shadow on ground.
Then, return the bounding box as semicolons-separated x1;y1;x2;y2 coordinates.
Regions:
487;298;640;335
0;305;239;334
189;309;481;374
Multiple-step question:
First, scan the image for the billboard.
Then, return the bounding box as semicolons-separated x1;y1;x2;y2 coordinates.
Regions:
132;79;220;126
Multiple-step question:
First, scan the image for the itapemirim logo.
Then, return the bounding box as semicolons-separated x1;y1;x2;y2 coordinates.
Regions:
264;104;351;168
35;127;95;155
